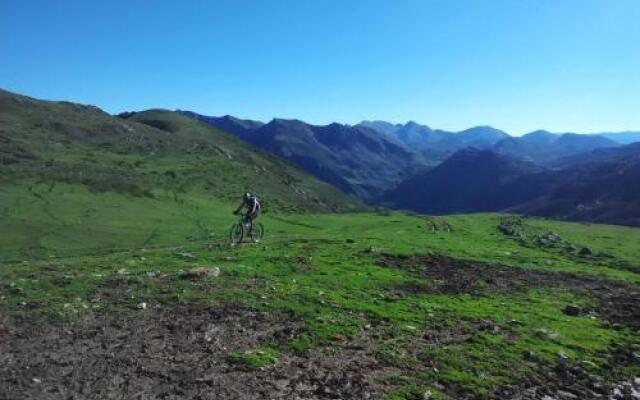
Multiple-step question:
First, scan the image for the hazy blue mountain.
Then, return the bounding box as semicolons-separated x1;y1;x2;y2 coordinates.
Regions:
177;111;264;142
596;132;640;144
551;142;640;168
358;121;507;162
379;149;551;214
381;145;640;226
362;121;624;165
455;126;510;147
513;151;640;226
493;131;618;164
185;112;426;200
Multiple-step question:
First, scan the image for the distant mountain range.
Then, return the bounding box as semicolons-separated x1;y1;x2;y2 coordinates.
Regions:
379;149;552;214
358;120;509;161
179;111;640;225
359;121;625;165
597;132;640;144
180;112;428;200
381;145;640;226
3;86;639;226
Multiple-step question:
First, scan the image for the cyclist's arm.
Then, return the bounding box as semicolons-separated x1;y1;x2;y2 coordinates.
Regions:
233;201;245;214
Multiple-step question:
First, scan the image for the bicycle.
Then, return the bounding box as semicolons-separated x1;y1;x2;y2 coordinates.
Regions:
229;213;264;245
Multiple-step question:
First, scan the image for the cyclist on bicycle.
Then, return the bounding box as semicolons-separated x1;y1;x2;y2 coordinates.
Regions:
233;192;261;226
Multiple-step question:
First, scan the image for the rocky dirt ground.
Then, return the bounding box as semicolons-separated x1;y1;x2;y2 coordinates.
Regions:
1;256;639;400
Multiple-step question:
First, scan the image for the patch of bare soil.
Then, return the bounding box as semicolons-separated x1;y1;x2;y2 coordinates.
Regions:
379;255;640;399
0;306;396;400
379;255;640;331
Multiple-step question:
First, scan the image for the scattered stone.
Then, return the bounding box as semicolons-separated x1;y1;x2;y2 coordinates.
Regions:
137;302;147;310
177;252;197;260
556;352;570;364
364;246;382;254
557;389;578;399
563;304;582;316
578;247;593;257
223;256;237;262
186;267;221;279
497;217;526;241
145;271;160;278
523;350;540;362
32;378;41;384
331;334;346;342
478;319;499;332
537;232;564;247
536;328;560;341
116;269;129;276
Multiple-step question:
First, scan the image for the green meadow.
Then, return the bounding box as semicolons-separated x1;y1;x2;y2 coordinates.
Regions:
1;182;639;399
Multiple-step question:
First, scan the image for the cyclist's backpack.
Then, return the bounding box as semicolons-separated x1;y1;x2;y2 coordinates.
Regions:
248;195;261;212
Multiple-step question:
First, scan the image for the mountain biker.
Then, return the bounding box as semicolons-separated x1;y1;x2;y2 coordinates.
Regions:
233;192;261;227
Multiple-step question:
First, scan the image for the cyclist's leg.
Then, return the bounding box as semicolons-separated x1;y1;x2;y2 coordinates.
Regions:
246;211;257;232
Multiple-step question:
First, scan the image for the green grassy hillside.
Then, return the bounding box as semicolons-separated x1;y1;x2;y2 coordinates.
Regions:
2;208;639;399
0;89;361;215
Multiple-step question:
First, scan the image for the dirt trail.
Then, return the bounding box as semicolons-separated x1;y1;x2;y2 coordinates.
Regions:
0;306;394;400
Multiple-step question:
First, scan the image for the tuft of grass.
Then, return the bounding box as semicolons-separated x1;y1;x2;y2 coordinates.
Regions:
228;347;279;369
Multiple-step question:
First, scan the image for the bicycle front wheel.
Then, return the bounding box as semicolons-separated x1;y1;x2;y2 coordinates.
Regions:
229;222;244;245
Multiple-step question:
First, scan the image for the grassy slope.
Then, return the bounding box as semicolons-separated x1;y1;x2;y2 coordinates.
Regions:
1;210;639;398
0;89;361;215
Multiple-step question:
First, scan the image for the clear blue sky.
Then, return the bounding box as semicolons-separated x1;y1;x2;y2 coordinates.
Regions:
1;0;639;135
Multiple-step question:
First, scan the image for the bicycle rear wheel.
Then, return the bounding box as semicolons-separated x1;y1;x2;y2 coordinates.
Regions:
229;222;244;245
249;223;264;243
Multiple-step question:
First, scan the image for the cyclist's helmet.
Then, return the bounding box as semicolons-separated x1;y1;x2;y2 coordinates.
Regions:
244;192;252;200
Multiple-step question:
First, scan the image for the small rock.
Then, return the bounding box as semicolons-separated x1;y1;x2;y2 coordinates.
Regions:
137;302;147;310
186;267;221;279
556;352;570;364
364;246;381;254
536;328;560;341
479;319;499;332
331;334;346;342
523;350;539;362
116;269;129;276
557;390;578;399
32;378;41;384
563;304;582;316
177;252;197;260
578;247;593;256
423;389;432;400
145;271;159;278
223;256;236;262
